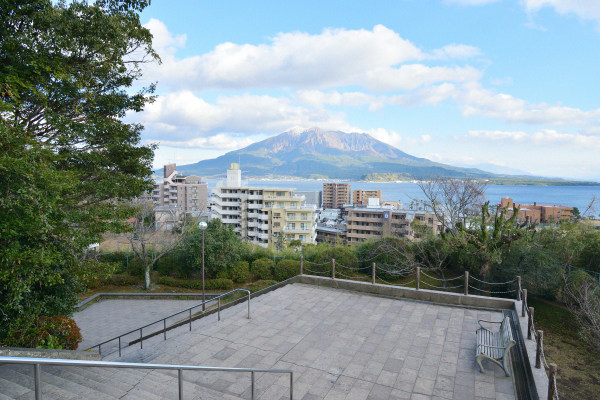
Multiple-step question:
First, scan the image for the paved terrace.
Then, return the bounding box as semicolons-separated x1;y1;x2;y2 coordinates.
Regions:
93;283;517;399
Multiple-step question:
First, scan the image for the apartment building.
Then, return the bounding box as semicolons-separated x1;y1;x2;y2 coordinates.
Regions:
345;206;442;243
322;183;351;209
353;189;382;205
153;164;208;212
212;164;317;247
500;197;573;223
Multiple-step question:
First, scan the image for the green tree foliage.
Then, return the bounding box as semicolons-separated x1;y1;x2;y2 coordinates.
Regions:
0;0;156;346
176;220;244;279
230;261;250;283
355;237;413;280
252;258;275;280
274;259;300;281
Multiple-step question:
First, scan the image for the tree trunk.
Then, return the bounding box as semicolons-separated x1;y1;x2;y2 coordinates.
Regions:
144;266;151;290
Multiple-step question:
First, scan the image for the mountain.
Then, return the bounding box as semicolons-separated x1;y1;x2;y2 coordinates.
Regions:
173;128;595;184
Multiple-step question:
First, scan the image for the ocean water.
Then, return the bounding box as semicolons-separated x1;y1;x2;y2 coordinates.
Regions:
205;179;600;214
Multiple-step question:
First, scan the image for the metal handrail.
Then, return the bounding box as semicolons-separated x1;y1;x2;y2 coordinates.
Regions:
87;288;251;357
0;356;292;400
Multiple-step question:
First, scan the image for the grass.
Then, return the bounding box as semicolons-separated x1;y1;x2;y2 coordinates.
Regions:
528;298;600;400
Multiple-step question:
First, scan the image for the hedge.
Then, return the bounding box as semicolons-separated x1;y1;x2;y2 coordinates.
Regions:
156;276;234;290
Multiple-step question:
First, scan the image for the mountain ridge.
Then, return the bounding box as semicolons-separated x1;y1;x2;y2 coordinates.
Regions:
171;128;597;185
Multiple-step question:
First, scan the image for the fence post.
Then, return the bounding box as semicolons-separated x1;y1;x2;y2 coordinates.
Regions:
464;271;469;296
372;262;376;285
34;364;41;400
416;267;420;290
547;363;557;400
331;258;335;280
517;276;522;301
528;307;534;340
535;330;543;369
300;255;303;275
522;289;528;318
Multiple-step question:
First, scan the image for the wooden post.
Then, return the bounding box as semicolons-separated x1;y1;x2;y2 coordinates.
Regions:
535;330;543;369
300;255;303;275
528;307;534;340
331;258;335;280
416;267;421;290
522;289;528;318
517;276;522;301
372;262;376;285
547;363;557;400
464;271;469;296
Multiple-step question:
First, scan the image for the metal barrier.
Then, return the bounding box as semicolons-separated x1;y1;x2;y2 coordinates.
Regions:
87;288;251;357
0;356;292;400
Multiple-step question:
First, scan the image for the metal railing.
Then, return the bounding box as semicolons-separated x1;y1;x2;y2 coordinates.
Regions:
0;356;292;400
87;289;251;357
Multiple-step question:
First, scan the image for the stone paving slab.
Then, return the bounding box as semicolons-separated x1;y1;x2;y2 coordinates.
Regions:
73;299;204;349
109;283;517;399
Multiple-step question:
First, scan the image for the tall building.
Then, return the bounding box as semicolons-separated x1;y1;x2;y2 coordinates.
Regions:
345;206;442;244
212;164;317;247
322;183;351;209
296;191;323;208
152;163;208;212
353;189;382;205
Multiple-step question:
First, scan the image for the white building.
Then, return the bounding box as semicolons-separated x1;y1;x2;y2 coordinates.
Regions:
212;164;317;247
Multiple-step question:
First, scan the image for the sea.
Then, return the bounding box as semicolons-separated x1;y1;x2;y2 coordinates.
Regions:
205;179;600;214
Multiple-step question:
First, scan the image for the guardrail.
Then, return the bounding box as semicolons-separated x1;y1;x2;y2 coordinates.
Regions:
86;289;250;358
0;356;292;400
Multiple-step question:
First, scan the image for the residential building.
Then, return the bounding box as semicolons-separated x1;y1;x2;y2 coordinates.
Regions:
316;226;346;244
152;163;208;212
322;183;351;209
500;197;573;224
296;191;323;208
353;189;382;205
212;164;317;247
345;206;442;243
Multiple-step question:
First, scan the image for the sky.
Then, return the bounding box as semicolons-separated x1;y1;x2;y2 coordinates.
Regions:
131;0;600;180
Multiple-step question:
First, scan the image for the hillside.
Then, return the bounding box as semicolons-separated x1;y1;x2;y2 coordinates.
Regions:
176;128;491;180
173;128;597;184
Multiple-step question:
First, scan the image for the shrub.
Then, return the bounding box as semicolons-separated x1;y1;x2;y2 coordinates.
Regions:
231;261;250;283
3;315;82;350
252;258;275;280
87;274;140;288
274;259;300;281
156;276;233;290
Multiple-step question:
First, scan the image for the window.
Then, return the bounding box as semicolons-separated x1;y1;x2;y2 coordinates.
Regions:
299;235;305;242
301;213;307;219
287;213;294;219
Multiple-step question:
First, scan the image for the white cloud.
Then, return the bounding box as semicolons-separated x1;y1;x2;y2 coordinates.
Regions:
144;19;186;57
467;130;529;141
156;134;256;149
143;23;482;92
456;82;600;125
429;44;482;59
525;0;600;23
137;90;354;140
464;129;600;148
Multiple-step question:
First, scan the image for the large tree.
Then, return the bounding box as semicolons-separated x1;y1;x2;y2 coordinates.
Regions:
0;0;157;345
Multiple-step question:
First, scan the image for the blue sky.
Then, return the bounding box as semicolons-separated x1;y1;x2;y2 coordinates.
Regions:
132;0;600;180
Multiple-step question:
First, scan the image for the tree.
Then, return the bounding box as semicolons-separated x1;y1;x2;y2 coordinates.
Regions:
417;177;487;236
177;220;244;279
564;270;600;349
0;0;157;345
124;199;193;289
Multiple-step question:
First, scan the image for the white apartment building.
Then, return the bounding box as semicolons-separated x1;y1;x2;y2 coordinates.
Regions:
153;163;208;212
212;164;317;247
